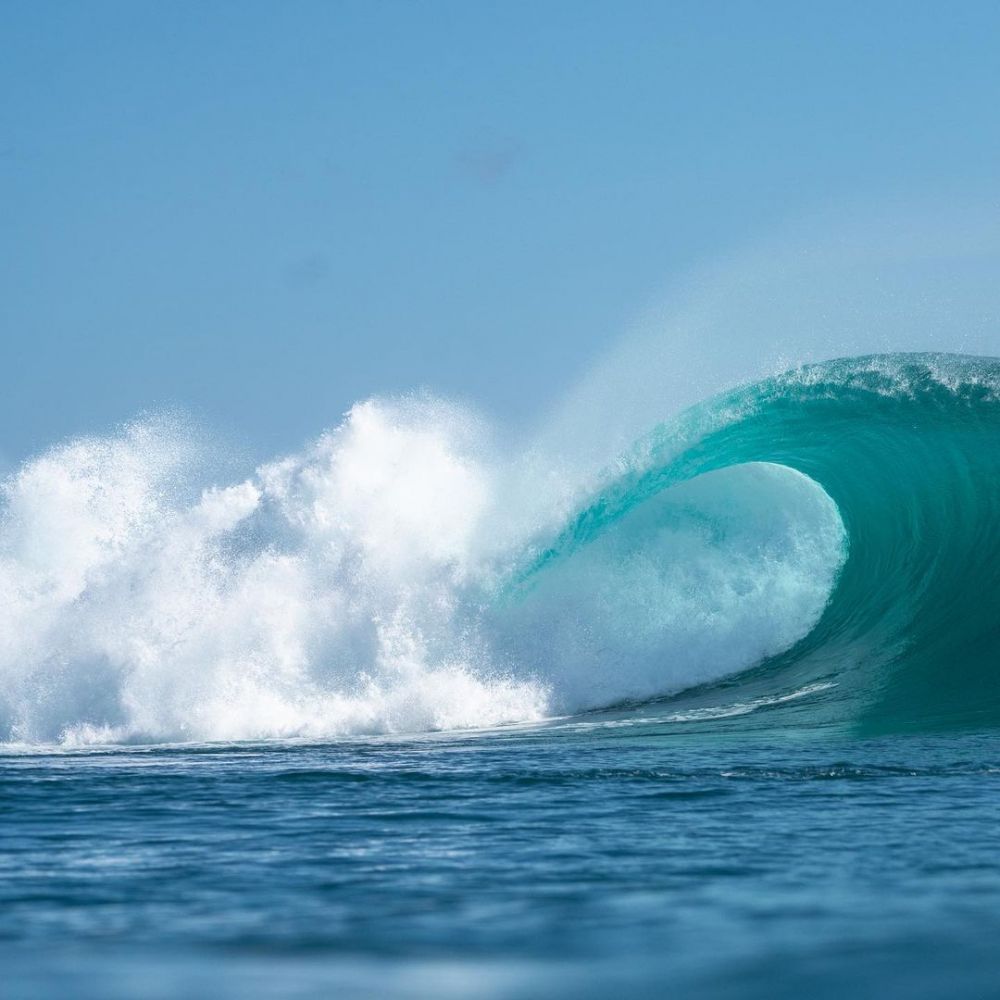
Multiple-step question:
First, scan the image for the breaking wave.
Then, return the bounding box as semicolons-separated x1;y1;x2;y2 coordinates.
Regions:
2;353;999;744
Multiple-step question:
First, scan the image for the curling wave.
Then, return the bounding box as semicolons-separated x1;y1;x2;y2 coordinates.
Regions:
520;352;1000;732
1;353;999;744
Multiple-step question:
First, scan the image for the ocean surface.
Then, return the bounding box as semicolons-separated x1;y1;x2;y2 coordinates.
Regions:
5;727;1000;998
4;353;1000;997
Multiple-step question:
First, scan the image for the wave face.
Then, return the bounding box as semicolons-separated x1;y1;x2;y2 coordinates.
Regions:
2;353;999;745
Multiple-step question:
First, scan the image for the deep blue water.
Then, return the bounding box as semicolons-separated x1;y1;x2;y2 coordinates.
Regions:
5;721;1000;998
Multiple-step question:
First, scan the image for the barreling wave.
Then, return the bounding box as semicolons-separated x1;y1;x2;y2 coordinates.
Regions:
516;353;1000;733
1;352;999;745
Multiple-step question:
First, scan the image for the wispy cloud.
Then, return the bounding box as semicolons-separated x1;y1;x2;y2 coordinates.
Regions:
284;251;331;289
455;141;522;185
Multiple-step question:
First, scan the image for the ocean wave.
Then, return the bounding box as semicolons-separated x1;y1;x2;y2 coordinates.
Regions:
2;353;998;744
523;353;1000;732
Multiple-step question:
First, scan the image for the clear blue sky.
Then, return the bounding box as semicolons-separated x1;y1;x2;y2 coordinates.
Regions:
3;1;1000;465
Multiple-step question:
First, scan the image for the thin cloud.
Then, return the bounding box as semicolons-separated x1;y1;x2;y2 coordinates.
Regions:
284;251;331;289
455;141;522;184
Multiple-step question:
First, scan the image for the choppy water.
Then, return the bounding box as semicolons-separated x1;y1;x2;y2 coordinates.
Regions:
5;353;1000;996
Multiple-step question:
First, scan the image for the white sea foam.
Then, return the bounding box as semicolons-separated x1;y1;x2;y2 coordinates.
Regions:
491;463;846;711
0;397;844;746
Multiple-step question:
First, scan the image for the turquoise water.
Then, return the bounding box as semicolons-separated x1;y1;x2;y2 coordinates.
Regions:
517;353;1000;733
5;353;1000;996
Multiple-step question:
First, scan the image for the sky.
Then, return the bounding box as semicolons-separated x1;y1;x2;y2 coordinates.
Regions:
3;1;1000;468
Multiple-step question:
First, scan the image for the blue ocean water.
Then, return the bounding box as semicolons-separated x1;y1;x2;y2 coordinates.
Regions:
5;726;1000;998
5;353;1000;996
